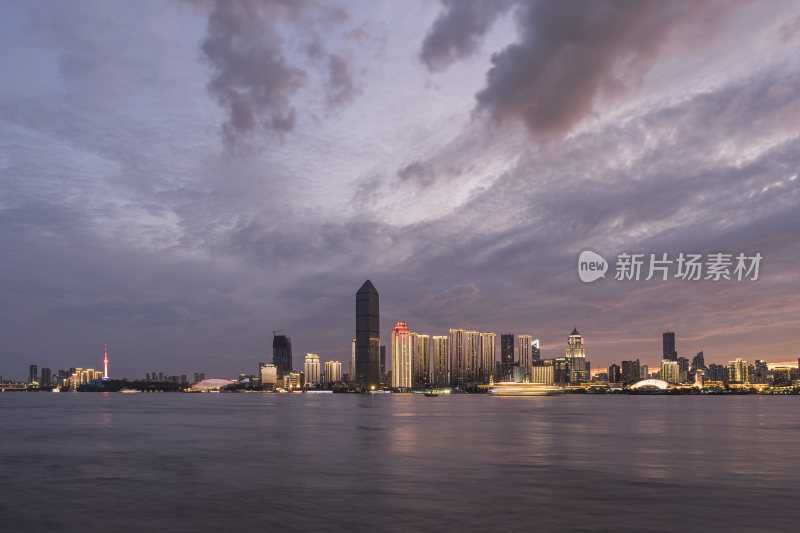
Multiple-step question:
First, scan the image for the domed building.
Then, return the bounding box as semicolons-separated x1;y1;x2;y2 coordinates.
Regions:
190;378;235;391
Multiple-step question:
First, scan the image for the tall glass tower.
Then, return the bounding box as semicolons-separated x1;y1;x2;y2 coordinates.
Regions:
500;334;514;380
356;280;380;389
663;332;676;361
272;334;293;378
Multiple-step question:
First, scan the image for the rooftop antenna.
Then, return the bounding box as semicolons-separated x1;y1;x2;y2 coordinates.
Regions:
272;329;284;337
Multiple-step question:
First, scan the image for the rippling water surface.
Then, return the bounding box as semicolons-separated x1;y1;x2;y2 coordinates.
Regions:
2;393;799;532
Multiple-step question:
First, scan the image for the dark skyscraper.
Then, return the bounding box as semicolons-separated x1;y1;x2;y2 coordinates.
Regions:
272;334;293;378
501;334;514;380
691;351;705;371
663;332;677;361
28;364;37;385
356;280;380;389
621;359;640;384
608;364;621;383
40;368;51;386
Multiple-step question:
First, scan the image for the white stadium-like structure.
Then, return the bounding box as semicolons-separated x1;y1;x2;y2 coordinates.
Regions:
630;379;669;390
190;378;235;391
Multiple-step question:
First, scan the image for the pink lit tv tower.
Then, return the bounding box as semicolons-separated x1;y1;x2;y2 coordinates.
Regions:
104;344;109;379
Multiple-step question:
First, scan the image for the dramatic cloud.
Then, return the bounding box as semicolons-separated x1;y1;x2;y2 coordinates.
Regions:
423;0;747;136
420;0;514;71
199;0;358;149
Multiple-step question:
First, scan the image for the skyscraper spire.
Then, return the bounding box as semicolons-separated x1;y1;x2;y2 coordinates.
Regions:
104;344;109;379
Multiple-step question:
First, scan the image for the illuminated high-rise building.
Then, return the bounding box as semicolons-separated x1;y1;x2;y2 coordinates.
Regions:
432;336;449;387
660;359;679;384
391;321;412;388
480;332;496;382
304;354;321;386
449;329;480;387
566;328;588;383
259;364;277;388
412;333;430;388
356;280;380;389
532;339;540;362
324;360;342;384
500;334;514;380
530;360;554;385
272;334;293;378
729;358;748;385
663;332;677;361
518;334;532;380
286;372;302;390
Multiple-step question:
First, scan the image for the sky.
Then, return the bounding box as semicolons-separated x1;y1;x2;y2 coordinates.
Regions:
1;0;799;380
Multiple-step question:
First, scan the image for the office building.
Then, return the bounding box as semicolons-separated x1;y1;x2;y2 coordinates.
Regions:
28;364;37;385
753;360;768;384
432;336;449;387
677;357;689;383
286;372;302;390
566;328;588;383
708;363;727;382
40;368;51;386
272;334;293;378
772;367;792;385
531;360;554;385
660;359;679;384
691;351;705;371
260;364;277;388
304;354;321;386
663;332;677;361
532;339;540;362
391;321;412;389
621;359;640;384
324;360;343;384
356;280;380;389
519;334;532;380
553;357;569;384
501;334;514;380
608;364;621;383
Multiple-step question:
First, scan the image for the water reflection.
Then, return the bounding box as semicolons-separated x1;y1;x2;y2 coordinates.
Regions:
2;393;800;532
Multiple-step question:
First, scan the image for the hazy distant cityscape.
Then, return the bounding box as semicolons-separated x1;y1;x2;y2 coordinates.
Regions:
3;280;799;395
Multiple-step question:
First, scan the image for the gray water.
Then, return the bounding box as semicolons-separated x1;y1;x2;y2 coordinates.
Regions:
1;393;799;532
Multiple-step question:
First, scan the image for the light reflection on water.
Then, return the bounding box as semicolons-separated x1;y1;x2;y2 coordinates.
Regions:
1;393;799;532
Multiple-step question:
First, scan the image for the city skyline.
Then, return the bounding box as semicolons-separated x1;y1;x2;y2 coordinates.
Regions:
8;317;799;384
2;1;800;379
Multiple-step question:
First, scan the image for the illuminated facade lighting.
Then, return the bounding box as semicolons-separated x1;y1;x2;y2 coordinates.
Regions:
391;321;412;388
